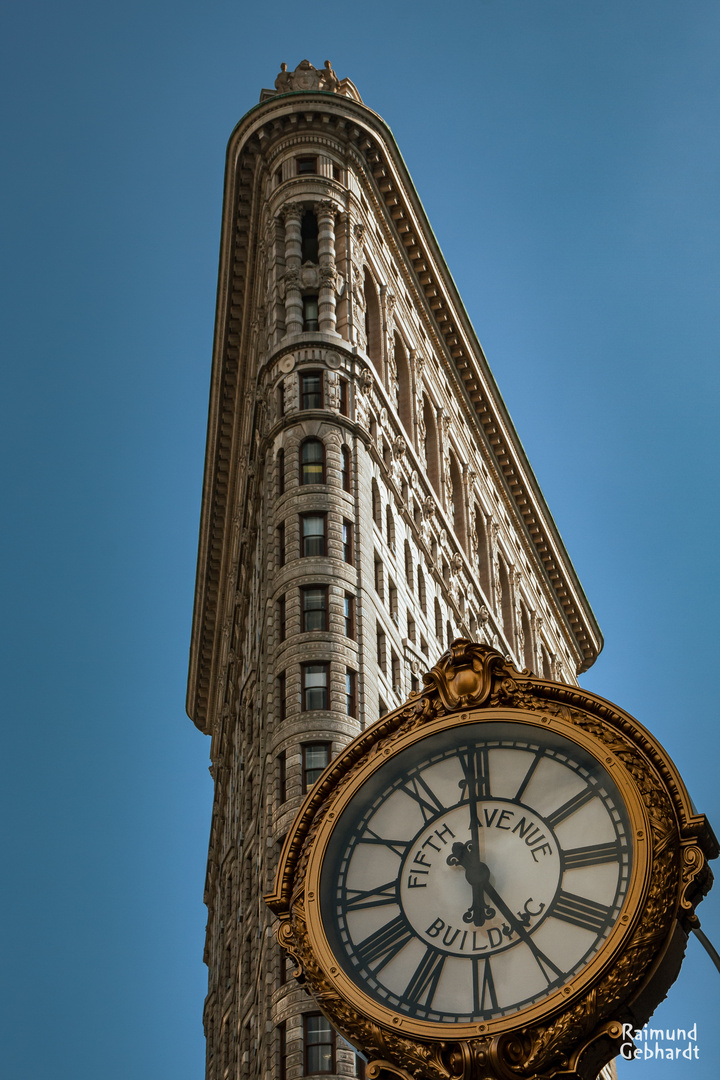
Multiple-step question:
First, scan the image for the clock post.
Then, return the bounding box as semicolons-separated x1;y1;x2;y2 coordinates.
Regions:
266;640;717;1080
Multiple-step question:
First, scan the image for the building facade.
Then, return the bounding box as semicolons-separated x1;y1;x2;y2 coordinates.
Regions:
187;61;603;1080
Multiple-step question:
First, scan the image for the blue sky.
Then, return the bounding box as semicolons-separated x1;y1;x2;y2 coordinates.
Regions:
1;2;718;1077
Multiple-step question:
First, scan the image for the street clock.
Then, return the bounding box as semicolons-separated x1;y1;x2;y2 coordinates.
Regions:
266;641;716;1080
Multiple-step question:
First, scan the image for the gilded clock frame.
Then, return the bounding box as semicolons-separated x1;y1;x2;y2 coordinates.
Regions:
266;642;716;1080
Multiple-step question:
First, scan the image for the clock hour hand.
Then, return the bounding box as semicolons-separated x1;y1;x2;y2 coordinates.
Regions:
447;841;495;926
450;765;496;927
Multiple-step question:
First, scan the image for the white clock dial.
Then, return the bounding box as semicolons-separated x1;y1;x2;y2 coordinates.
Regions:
320;722;632;1023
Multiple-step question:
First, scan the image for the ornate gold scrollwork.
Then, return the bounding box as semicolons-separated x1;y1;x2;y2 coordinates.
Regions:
423;641;506;711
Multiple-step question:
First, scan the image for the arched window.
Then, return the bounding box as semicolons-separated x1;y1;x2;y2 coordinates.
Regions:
385;504;395;549
404;540;414;590
422;395;441;496
417;566;427;615
301;210;319;263
300;439;325;485
497;555;514;643
277;448;285;496
372;479;382;528
364;267;382;374
341;446;351;492
449;451;467;551
394;332;413;436
474;507;491;600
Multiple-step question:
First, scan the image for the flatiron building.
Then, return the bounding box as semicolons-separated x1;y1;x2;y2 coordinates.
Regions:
187;60;603;1080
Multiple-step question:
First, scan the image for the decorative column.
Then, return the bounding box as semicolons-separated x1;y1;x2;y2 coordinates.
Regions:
316;200;338;335
281;204;303;336
266;216;285;344
335;212;351;341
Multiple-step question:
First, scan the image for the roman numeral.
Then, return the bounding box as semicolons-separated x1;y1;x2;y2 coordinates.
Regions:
345;880;398;911
398;775;445;823
549;890;612;934
472;957;498;1014
357;827;409;858
514;750;542;802
563;841;620;869
545;786;595;829
459;746;490;801
356;915;413;970
403;948;446;1007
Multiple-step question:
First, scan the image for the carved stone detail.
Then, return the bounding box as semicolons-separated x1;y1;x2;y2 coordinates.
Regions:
274;59;343;95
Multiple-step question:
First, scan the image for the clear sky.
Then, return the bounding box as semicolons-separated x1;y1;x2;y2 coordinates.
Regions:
1;2;718;1077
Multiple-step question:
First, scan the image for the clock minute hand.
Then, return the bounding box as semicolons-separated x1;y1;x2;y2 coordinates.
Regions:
481;880;563;982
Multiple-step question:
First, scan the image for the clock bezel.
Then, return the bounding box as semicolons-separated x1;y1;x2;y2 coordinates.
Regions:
303;706;651;1040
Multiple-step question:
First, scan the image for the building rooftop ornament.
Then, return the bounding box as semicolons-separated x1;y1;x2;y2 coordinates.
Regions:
260;59;362;103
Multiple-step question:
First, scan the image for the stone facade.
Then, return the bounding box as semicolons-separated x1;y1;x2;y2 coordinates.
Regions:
187;62;603;1080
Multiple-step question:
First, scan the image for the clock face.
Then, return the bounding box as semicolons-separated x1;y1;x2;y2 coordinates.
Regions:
318;720;633;1025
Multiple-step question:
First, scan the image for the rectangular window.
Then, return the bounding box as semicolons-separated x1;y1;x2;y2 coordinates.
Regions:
278;751;287;804
342;519;353;564
278;671;286;722
340;445;351;491
345;669;357;718
332;163;342;182
407;614;416;644
277;522;286;567
277;448;285;494
279;943;289;986
391;652;401;695
303;294;319;333
277;595;286;642
279;1022;287;1080
302;586;328;631
302;744;330;794
378;697;387;719
301;513;326;557
339;378;349;417
302;664;329;711
376;625;386;673
303;1012;335;1073
301;371;323;409
389;580;398;620
277;381;285;418
297;156;317;175
374;555;384;600
421;636;429;659
344;593;355;639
